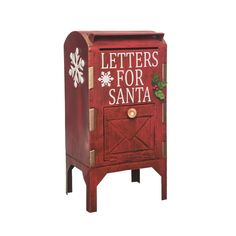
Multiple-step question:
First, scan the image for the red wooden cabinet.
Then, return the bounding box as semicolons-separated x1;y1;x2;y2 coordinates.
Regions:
64;31;167;212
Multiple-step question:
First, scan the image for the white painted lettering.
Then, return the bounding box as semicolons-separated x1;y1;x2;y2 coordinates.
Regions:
126;87;135;103
152;51;159;67
116;89;125;104
101;52;109;69
144;52;152;67
110;53;117;69
117;70;124;87
135;69;144;86
136;52;143;68
135;87;144;103
109;89;116;105
143;86;151;102
125;69;134;86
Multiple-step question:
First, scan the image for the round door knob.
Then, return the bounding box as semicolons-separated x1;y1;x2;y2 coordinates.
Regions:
127;108;137;119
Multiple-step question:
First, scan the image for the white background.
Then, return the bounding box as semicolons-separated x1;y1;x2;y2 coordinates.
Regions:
0;0;236;235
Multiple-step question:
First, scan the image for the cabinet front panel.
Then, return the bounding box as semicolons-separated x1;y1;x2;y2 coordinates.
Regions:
92;47;165;165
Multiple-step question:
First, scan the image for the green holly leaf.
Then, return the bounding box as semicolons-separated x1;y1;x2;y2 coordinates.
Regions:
153;73;159;81
152;79;158;86
154;90;165;100
157;81;167;89
152;73;159;86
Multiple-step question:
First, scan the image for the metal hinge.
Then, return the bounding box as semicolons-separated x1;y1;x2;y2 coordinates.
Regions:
162;103;166;123
162;63;167;124
89;150;96;167
88;66;94;89
162;63;167;82
89;108;96;131
162;142;167;159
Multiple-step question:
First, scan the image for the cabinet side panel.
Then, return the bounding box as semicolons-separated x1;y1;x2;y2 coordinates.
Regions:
64;32;89;166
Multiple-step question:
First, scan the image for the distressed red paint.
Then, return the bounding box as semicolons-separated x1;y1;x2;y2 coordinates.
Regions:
64;31;167;212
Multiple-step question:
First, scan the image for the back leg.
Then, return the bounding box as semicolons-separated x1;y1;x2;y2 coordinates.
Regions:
131;169;140;183
66;164;74;194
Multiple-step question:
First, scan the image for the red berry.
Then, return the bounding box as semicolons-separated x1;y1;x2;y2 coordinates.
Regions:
153;85;159;90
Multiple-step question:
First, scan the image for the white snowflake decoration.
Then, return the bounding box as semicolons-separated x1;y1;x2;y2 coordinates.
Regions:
68;48;85;88
98;71;114;87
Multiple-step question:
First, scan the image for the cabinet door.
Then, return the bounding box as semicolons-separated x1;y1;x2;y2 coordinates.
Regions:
104;104;162;162
91;47;165;165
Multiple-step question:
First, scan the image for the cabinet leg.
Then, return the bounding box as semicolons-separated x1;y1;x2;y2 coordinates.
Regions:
66;164;73;194
161;175;167;200
83;169;106;213
131;169;140;183
86;178;97;213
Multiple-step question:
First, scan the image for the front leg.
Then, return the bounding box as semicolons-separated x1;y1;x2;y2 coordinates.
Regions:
83;169;106;213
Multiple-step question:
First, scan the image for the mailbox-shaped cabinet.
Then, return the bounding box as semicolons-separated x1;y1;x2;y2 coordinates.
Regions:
64;31;167;212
